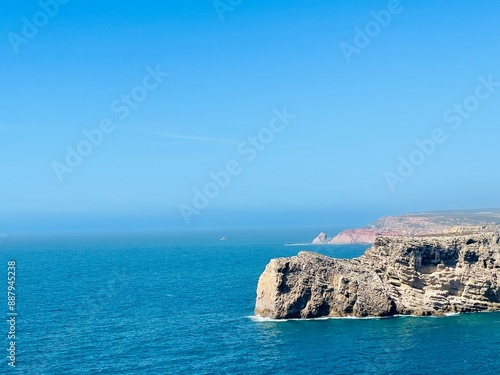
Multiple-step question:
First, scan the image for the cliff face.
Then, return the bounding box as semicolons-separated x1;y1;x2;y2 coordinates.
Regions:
329;229;379;244
255;232;500;319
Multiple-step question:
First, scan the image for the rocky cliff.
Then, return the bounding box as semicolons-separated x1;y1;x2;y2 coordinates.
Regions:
255;230;500;319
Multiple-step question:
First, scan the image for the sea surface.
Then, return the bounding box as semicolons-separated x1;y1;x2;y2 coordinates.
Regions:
0;227;499;374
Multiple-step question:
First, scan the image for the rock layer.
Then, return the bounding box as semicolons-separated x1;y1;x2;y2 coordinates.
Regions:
255;231;500;318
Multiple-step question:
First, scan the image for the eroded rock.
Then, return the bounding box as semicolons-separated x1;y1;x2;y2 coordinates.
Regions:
255;231;500;318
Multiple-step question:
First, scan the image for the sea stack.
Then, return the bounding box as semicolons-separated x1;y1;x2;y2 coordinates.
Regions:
255;230;500;319
312;232;329;244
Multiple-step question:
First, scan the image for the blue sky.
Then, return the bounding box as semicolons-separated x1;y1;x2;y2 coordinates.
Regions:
1;0;500;233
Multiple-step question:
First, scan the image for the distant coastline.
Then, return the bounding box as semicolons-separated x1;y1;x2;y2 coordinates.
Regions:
312;208;500;245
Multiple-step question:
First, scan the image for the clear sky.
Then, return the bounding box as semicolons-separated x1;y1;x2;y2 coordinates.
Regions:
1;0;500;233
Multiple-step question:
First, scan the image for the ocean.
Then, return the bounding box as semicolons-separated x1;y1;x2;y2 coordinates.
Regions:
1;228;499;374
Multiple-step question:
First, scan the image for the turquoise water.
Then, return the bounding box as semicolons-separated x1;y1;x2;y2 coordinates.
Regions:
1;228;499;374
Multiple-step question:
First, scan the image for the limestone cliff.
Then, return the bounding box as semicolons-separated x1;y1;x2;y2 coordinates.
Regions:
255;231;500;319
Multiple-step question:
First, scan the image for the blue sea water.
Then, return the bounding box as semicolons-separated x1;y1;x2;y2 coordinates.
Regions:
0;228;499;374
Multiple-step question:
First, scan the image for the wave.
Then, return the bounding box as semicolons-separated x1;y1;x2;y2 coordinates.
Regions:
284;243;311;247
248;312;479;322
247;315;381;322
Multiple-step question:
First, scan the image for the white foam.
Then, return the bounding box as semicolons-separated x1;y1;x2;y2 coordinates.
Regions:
247;315;381;322
248;312;479;322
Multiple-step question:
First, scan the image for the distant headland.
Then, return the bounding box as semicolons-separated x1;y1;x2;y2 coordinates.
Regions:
312;209;500;245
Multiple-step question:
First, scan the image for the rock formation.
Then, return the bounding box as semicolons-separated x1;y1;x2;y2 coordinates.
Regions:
312;232;329;244
255;230;500;319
